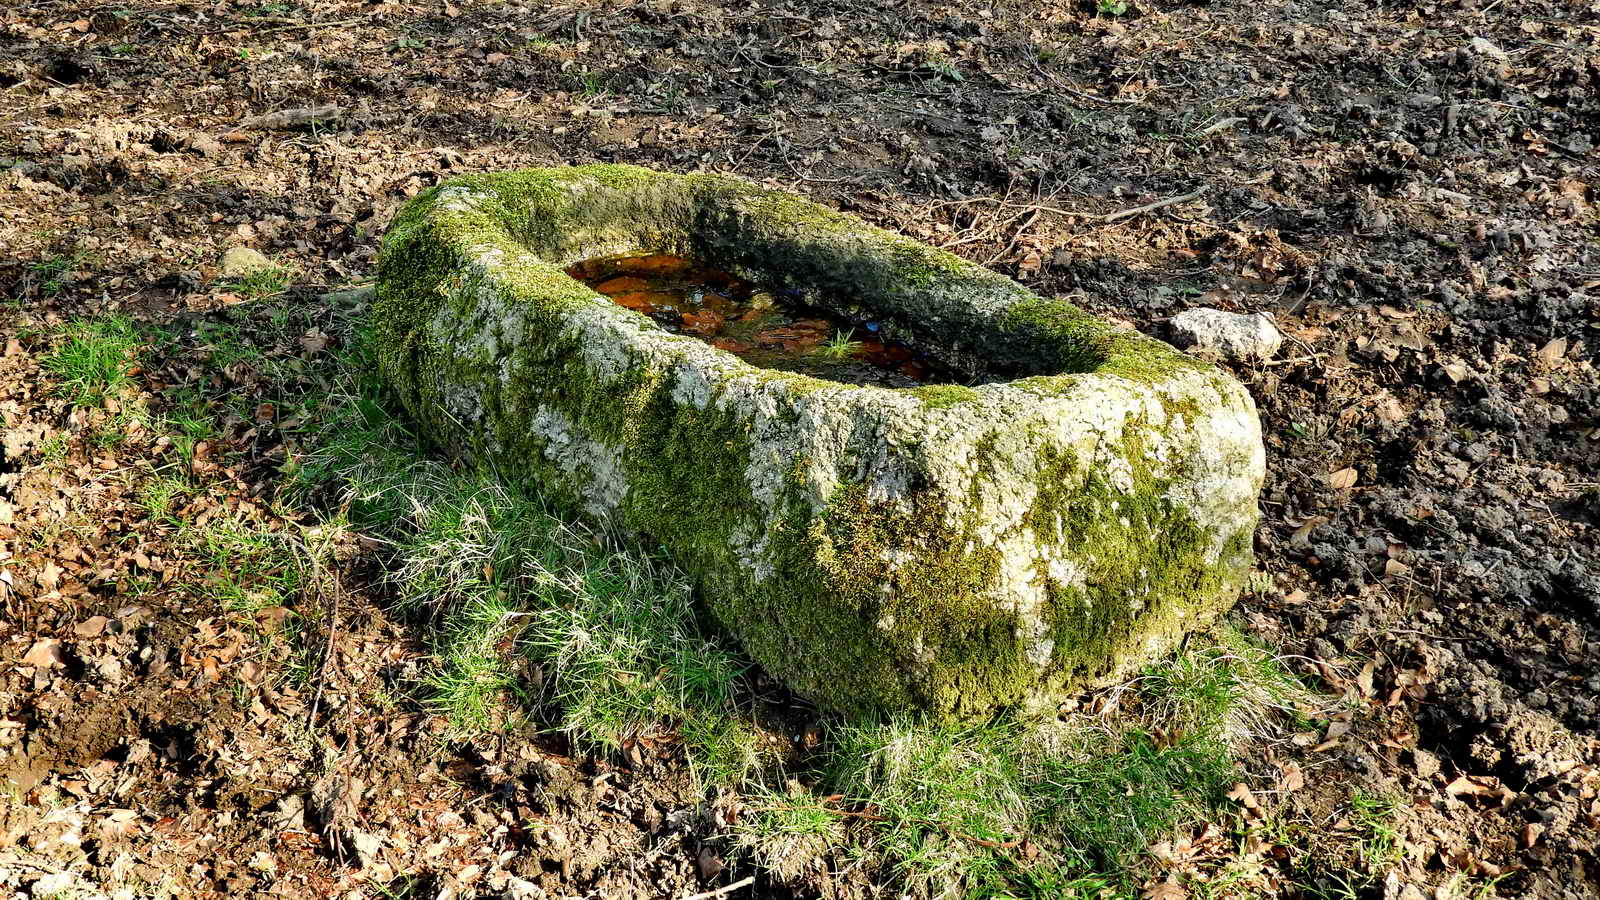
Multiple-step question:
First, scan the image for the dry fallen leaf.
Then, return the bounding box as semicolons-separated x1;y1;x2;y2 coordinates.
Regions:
1143;877;1187;900
1279;762;1305;794
1313;719;1352;752
22;638;67;668
1328;467;1359;490
74;616;109;638
1536;337;1568;365
1227;782;1259;810
1289;515;1329;546
300;329;330;354
1444;774;1513;806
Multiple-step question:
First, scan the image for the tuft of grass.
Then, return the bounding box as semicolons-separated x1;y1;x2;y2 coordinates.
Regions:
295;336;758;777
922;54;963;82
42;316;143;407
824;719;1027;891
572;69;608;98
138;470;190;525
420;591;529;734
1130;628;1315;746
30;250;89;296
734;785;847;883
37;432;72;466
730;634;1303;895
195;319;267;370
1349;790;1403;873
1024;726;1232;876
813;328;864;361
183;515;306;613
796;717;1232;895
224;263;293;298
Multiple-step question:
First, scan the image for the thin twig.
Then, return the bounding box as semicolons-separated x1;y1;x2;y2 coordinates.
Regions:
307;560;342;725
188;15;369;35
1031;62;1144;106
684;875;757;900
260;17;372;34
1260;354;1321;367
1198;116;1247;137
1089;188;1206;223
930;196;1078;217
984;207;1040;266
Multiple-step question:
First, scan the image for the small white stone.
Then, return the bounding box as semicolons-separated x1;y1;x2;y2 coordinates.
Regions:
1168;307;1283;362
1467;37;1508;60
220;246;274;278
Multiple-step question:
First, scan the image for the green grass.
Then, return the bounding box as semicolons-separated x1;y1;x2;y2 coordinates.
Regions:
571;70;608;98
813;328;864;361
194;319;267;370
223;262;292;298
823;719;1029;890
137;470;190;524
183;515;306;613
735;660;1249;896
733;785;847;883
420;592;529;734
1132;631;1312;744
37;432;71;466
152;383;223;473
294;339;759;769
1263;787;1406;900
42;316;142;406
267;322;1320;896
30;250;89;296
1349;790;1402;873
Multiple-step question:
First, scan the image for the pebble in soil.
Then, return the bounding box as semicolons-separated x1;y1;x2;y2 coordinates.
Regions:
566;253;975;389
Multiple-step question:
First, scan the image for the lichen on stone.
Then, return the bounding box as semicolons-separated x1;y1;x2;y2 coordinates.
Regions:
373;163;1267;719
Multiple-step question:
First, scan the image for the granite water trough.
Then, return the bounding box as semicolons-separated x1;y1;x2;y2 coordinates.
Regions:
374;164;1265;719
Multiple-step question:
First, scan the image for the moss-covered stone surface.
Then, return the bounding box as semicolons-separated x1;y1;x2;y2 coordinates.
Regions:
374;164;1266;719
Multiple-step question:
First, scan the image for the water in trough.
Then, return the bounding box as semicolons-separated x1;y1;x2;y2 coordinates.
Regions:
567;253;971;389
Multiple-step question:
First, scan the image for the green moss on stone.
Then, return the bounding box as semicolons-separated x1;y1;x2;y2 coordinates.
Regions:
372;162;1263;720
1023;435;1252;692
906;384;981;408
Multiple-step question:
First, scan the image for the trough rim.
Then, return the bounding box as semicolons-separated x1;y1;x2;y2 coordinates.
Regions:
382;163;1214;407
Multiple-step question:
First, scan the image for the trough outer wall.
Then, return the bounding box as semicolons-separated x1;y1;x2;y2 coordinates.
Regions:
374;164;1266;719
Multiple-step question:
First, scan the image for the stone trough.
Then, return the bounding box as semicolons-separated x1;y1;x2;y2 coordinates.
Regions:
374;164;1266;719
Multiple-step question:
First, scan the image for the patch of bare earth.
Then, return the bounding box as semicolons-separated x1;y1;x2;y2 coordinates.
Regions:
1;0;1597;896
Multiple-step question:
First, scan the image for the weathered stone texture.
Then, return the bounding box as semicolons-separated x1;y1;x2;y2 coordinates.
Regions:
375;164;1266;719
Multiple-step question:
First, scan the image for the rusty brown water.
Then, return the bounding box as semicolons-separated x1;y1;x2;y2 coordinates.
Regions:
566;253;966;388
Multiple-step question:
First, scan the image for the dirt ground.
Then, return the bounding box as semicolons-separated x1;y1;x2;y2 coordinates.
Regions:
1;0;1598;897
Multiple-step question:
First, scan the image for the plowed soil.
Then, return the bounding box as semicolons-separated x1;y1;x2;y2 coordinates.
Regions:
1;0;1596;897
